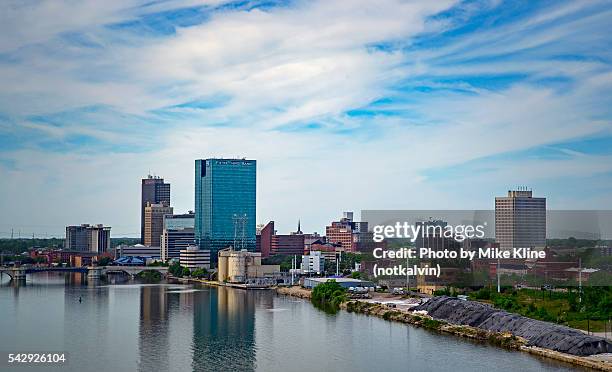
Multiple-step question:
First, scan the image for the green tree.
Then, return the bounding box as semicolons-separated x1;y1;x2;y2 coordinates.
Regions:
97;257;112;266
182;267;191;277
169;262;183;277
137;270;162;282
191;268;208;278
311;280;347;313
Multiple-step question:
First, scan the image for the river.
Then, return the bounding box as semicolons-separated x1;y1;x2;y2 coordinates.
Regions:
0;272;582;371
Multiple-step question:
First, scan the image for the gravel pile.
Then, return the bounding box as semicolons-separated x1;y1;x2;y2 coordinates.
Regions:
413;296;611;356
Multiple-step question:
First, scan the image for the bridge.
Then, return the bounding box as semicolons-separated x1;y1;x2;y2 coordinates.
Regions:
0;266;168;281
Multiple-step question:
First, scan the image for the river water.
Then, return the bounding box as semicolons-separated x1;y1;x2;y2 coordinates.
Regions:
0;272;581;371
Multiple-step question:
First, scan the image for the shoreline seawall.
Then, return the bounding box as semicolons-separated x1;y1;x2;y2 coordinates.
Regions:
275;286;612;371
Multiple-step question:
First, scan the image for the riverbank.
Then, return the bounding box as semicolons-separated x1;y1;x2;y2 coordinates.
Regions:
173;276;275;290
275;286;612;371
276;285;312;299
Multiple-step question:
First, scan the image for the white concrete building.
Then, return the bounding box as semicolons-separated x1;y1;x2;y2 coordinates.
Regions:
301;251;325;275
179;245;211;270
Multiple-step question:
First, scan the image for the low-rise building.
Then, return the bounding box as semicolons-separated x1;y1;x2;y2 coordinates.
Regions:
302;277;375;289
115;244;160;259
564;267;599;281
179;245;211;270
301;251;325;275
309;242;344;262
32;249;107;266
257;221;305;257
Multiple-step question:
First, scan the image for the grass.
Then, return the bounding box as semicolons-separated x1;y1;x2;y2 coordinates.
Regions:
472;288;611;332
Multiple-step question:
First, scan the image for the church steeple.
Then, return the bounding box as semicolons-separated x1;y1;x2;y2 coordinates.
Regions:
296;219;302;234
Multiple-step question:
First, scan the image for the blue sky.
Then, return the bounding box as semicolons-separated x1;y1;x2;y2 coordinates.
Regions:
0;0;611;237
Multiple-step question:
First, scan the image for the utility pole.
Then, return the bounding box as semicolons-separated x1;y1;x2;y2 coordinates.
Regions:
406;255;410;290
578;258;582;304
291;255;296;285
232;214;248;251
497;257;501;293
335;255;339;276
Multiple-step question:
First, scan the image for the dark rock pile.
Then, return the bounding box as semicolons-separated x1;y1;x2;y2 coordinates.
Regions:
413;296;612;356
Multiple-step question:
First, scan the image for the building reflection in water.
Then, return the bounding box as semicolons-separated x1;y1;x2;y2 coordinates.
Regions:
191;286;256;372
132;284;256;372
63;273;111;362
138;285;172;372
66;271;87;286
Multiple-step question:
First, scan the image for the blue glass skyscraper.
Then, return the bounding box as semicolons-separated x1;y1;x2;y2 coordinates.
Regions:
195;158;257;256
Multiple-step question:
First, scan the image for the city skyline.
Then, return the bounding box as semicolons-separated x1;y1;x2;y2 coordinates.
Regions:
1;1;612;237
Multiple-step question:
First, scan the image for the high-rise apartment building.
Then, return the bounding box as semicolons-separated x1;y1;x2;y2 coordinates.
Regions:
66;224;111;253
195;159;256;256
495;189;546;250
141;175;170;244
144;203;173;247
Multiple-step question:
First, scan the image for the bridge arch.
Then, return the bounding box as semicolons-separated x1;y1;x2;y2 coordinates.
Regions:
101;266;168;277
0;269;14;279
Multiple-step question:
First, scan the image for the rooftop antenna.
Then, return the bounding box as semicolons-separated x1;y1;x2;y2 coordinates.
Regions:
232;214;248;250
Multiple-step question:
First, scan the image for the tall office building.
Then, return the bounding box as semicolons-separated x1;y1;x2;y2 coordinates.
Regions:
195;158;256;255
141;175;171;244
144;203;173;247
495;189;546;250
66;224;111;253
66;224;90;251
88;224;111;253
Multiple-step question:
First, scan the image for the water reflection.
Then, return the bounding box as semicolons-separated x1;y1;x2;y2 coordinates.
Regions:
192;286;256;372
0;273;580;372
138;286;171;371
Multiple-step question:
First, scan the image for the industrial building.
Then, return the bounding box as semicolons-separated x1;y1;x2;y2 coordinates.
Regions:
217;248;280;283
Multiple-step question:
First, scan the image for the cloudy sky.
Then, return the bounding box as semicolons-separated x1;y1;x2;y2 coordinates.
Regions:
1;0;611;238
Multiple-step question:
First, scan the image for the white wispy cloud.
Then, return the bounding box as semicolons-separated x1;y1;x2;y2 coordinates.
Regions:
0;0;611;236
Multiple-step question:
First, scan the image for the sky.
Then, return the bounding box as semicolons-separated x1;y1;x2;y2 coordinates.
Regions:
0;0;611;238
